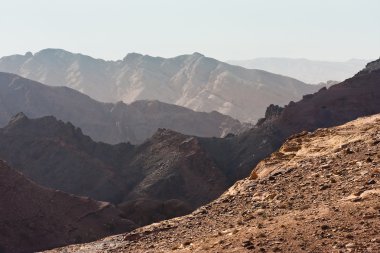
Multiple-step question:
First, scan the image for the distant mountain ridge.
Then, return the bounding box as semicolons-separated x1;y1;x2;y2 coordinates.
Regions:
228;57;370;84
0;49;323;122
0;72;247;144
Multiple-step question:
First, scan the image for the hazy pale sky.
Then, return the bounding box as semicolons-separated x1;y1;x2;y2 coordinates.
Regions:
1;0;379;61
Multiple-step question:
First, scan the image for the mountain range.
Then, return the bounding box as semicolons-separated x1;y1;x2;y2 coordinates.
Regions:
0;112;230;228
228;57;370;84
0;58;378;252
0;49;323;123
0;52;379;252
0;72;247;144
42;58;380;252
48;112;380;252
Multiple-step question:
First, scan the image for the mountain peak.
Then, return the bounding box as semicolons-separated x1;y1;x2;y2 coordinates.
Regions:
191;52;204;58
354;57;380;77
151;127;183;139
123;52;143;61
37;48;68;54
34;48;73;59
3;114;88;142
8;112;28;125
25;51;33;58
364;57;380;72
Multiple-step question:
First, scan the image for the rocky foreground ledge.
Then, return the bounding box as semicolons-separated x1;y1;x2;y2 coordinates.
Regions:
45;114;380;253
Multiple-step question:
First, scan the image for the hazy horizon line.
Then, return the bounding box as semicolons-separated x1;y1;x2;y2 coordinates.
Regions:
1;48;375;63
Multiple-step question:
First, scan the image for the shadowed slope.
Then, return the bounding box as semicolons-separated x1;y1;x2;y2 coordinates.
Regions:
0;160;135;253
0;114;228;227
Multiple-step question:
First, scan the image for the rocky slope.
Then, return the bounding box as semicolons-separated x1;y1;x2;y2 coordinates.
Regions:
0;160;135;253
45;113;380;253
0;72;247;144
0;49;322;122
0;113;228;226
228;57;369;83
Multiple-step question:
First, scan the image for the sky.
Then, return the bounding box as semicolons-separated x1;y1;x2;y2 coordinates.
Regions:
1;0;379;61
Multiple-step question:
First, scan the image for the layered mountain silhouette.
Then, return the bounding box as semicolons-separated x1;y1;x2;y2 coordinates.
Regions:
0;113;228;227
47;112;380;252
228;57;369;83
0;49;323;122
0;160;135;253
0;72;247;144
0;58;379;233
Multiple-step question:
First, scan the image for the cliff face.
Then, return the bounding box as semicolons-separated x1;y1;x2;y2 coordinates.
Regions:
45;113;380;253
0;160;135;253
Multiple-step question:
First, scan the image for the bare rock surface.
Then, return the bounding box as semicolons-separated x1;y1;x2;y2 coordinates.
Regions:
45;114;380;253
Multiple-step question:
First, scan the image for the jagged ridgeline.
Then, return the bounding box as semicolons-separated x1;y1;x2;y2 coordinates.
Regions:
0;49;323;123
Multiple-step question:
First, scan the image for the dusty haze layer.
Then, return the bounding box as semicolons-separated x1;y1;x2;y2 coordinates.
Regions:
228;58;369;84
